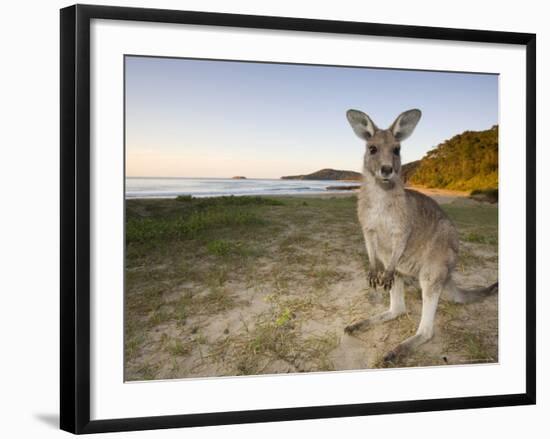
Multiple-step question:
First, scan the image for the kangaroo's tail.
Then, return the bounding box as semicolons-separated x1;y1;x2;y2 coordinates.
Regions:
446;280;498;304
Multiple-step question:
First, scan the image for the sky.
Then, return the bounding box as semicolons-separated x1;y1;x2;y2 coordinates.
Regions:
125;56;498;179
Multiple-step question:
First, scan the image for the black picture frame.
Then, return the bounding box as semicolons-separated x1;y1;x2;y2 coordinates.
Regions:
60;4;536;434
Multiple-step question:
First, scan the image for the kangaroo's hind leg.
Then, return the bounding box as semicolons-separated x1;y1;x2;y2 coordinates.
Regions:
345;275;406;334
383;269;446;362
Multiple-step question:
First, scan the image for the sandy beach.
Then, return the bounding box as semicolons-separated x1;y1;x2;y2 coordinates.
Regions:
406;186;471;204
124;191;498;381
277;185;473;204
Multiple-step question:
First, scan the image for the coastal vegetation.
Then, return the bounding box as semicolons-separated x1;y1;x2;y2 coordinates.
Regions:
401;160;421;183
408;125;498;191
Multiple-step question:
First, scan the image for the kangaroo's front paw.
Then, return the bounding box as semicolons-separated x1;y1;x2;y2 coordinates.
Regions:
366;270;380;288
379;270;395;291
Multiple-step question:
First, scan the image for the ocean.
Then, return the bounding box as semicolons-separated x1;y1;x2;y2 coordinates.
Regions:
125;177;358;199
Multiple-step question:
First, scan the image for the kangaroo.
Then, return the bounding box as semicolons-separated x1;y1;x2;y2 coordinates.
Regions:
344;108;498;363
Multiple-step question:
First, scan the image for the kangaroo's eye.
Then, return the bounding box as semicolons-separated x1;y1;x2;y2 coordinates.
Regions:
393;147;401;156
369;146;378;155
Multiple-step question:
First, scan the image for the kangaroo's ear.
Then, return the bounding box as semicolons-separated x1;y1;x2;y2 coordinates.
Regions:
346;109;378;140
390;109;421;141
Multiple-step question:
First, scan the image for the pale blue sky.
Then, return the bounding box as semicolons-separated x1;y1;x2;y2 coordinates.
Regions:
125;56;498;178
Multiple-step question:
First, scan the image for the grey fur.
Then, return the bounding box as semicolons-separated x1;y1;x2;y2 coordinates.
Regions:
344;109;498;363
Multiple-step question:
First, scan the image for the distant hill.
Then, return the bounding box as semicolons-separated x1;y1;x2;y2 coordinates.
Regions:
281;168;362;181
407;125;498;191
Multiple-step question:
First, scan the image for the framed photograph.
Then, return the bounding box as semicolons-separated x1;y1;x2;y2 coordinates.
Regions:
60;4;536;434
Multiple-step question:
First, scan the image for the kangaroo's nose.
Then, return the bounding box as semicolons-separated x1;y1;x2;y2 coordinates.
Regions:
381;165;393;177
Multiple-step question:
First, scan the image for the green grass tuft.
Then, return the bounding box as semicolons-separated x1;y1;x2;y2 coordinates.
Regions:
207;239;233;256
127;209;265;243
177;195;284;207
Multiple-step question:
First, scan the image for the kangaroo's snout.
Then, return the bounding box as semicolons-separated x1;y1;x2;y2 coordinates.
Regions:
381;165;393;177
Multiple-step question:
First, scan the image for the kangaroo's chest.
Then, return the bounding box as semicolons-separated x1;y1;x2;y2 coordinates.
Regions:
358;189;407;237
358;188;407;259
